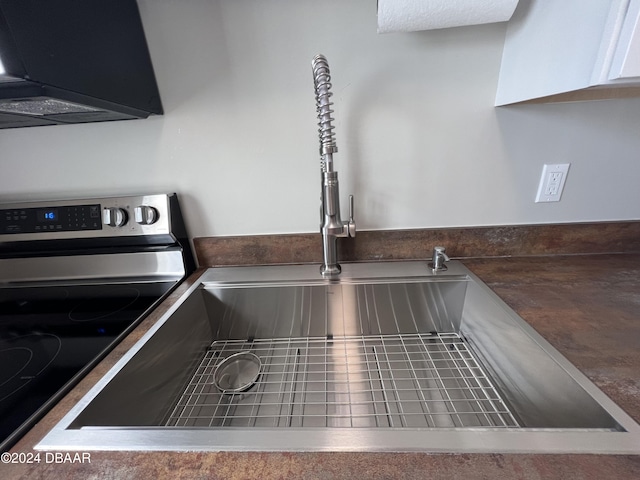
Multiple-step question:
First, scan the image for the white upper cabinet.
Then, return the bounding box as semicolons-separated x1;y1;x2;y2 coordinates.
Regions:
610;0;640;79
496;0;640;105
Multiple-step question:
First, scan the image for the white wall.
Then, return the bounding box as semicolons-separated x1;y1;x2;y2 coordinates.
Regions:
1;0;639;237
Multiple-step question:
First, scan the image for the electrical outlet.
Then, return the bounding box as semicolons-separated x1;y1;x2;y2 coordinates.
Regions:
535;164;570;203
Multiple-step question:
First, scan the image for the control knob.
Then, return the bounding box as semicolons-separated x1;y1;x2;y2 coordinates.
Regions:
102;207;128;227
134;205;159;225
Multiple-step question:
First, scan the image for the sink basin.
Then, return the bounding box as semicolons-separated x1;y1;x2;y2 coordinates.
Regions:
37;261;640;453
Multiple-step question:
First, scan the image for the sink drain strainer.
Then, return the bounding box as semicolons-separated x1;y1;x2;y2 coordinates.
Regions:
213;351;261;393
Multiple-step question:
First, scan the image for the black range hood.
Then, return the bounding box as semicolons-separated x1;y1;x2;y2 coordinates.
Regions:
0;0;163;129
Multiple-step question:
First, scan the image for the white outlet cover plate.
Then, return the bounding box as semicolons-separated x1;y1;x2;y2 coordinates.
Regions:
535;163;570;203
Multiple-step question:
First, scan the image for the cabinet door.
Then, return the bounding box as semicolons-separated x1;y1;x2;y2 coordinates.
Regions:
609;0;640;79
495;0;640;105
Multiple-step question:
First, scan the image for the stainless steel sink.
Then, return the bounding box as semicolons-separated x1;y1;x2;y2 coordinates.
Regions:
37;261;640;453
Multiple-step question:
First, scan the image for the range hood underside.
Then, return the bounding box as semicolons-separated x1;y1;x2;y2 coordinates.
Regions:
0;82;151;128
0;0;163;129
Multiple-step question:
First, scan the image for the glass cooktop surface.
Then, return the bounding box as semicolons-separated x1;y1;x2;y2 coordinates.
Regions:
0;281;176;451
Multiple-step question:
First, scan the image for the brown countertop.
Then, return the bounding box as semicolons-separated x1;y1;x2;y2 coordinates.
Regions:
3;254;640;479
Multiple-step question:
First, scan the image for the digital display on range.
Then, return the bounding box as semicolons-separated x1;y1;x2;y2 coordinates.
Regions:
1;204;102;234
37;209;59;222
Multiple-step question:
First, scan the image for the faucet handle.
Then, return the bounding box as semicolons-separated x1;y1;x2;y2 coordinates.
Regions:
347;194;356;237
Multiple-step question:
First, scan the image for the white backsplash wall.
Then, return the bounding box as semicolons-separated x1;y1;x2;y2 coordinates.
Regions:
1;0;639;237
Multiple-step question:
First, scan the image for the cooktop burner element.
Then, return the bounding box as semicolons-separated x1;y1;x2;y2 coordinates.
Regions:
0;334;62;403
0;193;194;452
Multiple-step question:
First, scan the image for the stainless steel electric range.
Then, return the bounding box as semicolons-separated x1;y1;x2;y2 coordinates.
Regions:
0;193;195;451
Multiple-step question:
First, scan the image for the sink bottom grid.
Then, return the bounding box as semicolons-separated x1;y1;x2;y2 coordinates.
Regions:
165;333;520;429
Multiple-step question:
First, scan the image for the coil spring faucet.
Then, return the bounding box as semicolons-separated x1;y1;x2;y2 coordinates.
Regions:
312;54;356;277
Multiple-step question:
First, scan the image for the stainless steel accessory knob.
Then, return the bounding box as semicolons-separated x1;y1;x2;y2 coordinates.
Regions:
102;207;128;227
134;205;159;225
429;246;450;272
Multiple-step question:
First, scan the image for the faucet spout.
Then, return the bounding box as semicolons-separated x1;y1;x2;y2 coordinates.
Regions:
312;54;355;277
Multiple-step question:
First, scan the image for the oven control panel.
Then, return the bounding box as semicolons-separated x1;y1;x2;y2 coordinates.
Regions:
0;194;173;240
1;203;102;234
